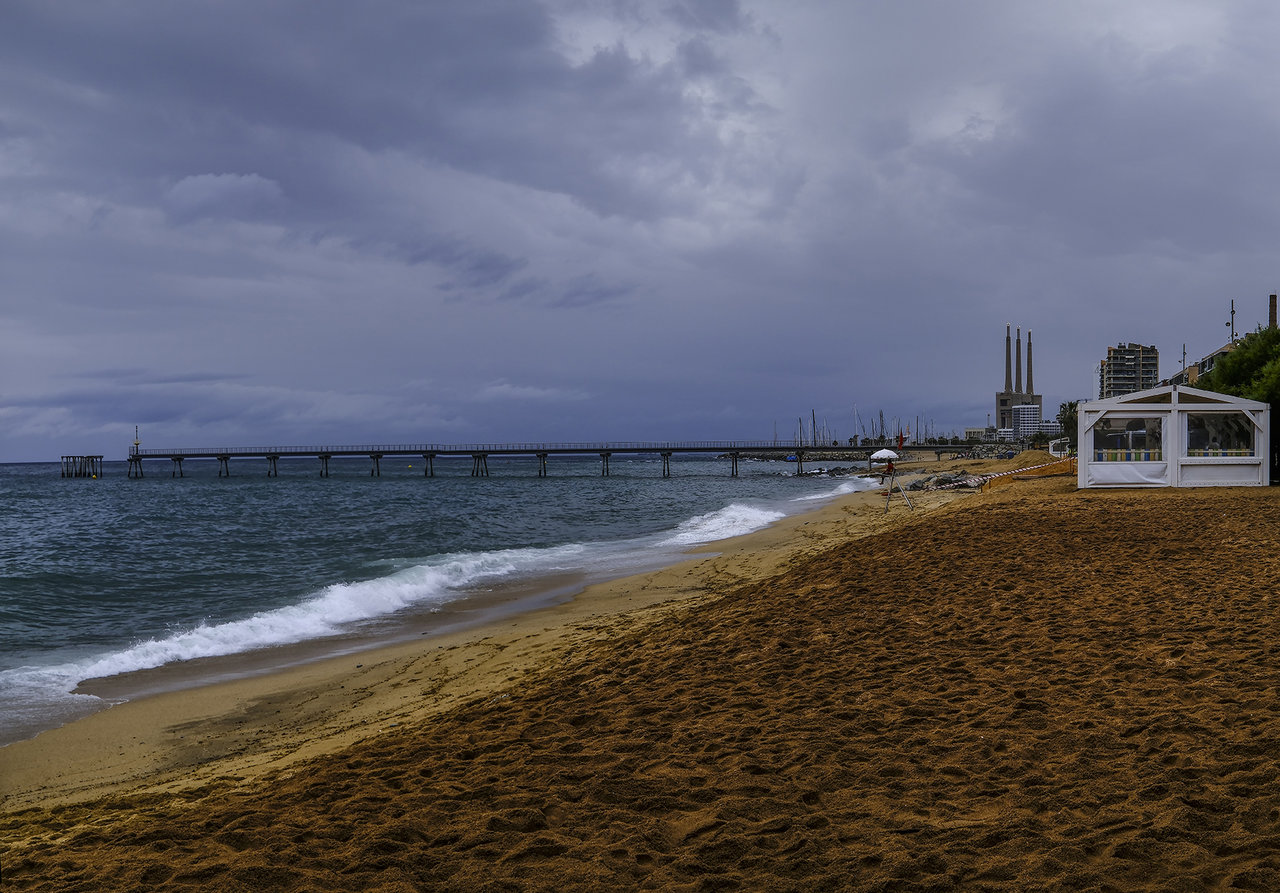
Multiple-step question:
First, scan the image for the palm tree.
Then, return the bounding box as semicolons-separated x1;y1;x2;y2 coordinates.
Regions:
1057;400;1079;446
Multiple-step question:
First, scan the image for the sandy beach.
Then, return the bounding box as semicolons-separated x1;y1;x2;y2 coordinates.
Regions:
6;454;1280;890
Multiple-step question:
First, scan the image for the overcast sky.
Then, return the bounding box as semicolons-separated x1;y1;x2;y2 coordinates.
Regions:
3;0;1278;460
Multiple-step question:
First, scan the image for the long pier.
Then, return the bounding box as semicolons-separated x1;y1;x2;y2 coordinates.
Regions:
123;441;891;479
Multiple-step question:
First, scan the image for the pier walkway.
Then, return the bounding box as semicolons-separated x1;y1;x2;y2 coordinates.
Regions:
125;441;889;479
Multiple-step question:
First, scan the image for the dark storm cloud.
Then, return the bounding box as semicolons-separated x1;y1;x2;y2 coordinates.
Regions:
0;1;759;223
398;238;530;291
553;274;637;308
496;278;550;304
5;2;1280;460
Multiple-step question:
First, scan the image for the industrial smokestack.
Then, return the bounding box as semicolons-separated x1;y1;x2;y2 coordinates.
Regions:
1015;327;1023;393
1026;329;1034;394
1271;294;1276;329
1004;324;1012;392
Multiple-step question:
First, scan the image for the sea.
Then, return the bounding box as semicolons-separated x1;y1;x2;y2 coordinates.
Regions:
0;454;880;746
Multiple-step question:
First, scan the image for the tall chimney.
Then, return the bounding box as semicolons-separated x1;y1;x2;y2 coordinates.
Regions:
1026;329;1034;394
1271;294;1276;329
1004;324;1012;392
1015;327;1023;393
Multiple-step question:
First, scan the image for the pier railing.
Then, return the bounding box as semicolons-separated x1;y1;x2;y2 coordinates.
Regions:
128;440;809;457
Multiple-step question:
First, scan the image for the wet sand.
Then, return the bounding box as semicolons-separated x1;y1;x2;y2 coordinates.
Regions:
7;459;1280;890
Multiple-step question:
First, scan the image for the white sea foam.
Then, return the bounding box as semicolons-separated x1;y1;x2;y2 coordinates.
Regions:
0;543;590;739
792;476;883;501
658;503;786;546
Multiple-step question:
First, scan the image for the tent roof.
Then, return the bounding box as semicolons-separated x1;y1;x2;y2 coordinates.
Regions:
1083;384;1268;411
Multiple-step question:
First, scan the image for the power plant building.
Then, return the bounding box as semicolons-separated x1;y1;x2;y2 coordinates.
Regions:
996;325;1043;433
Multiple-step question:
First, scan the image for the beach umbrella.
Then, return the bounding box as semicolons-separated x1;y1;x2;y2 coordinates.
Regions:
870;449;898;461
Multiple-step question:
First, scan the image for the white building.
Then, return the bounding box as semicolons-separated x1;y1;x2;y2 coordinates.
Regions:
1077;384;1269;488
1012;403;1042;439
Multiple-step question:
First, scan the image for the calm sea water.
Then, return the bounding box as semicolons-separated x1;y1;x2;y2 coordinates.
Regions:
0;454;877;745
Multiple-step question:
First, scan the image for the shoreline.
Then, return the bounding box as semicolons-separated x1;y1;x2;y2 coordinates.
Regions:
68;568;593;706
0;472;970;810
0;469;881;749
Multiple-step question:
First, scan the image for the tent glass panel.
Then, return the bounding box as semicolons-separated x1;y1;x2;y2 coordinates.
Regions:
1092;416;1163;461
1186;412;1255;456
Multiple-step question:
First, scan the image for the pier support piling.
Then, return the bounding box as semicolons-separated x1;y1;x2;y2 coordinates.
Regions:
267;455;279;477
422;453;435;477
600;452;611;476
661;451;672;478
217;455;231;477
370;453;382;477
471;454;489;477
127;456;144;479
729;452;740;477
62;455;104;478
318;454;331;477
171;457;184;478
537;452;548;477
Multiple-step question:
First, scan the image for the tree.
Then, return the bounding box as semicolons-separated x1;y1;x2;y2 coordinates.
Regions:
1198;326;1280;481
1056;400;1079;447
1197;326;1280;404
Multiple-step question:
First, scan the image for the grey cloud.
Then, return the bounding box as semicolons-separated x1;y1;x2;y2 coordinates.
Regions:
475;380;590;402
666;0;748;34
496;278;549;304
677;37;726;78
553;274;636;308
66;369;250;387
163;173;284;223
400;237;530;290
906;32;1280;256
0;1;771;225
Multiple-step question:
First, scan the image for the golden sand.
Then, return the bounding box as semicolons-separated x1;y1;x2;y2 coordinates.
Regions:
5;454;1280;890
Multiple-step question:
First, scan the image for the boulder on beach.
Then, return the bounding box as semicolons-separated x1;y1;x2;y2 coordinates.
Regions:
907;471;986;491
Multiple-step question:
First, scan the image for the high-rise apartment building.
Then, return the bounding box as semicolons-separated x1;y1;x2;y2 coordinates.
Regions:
1099;343;1159;398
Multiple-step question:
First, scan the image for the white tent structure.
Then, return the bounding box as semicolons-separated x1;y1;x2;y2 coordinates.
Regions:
1078;384;1269;488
